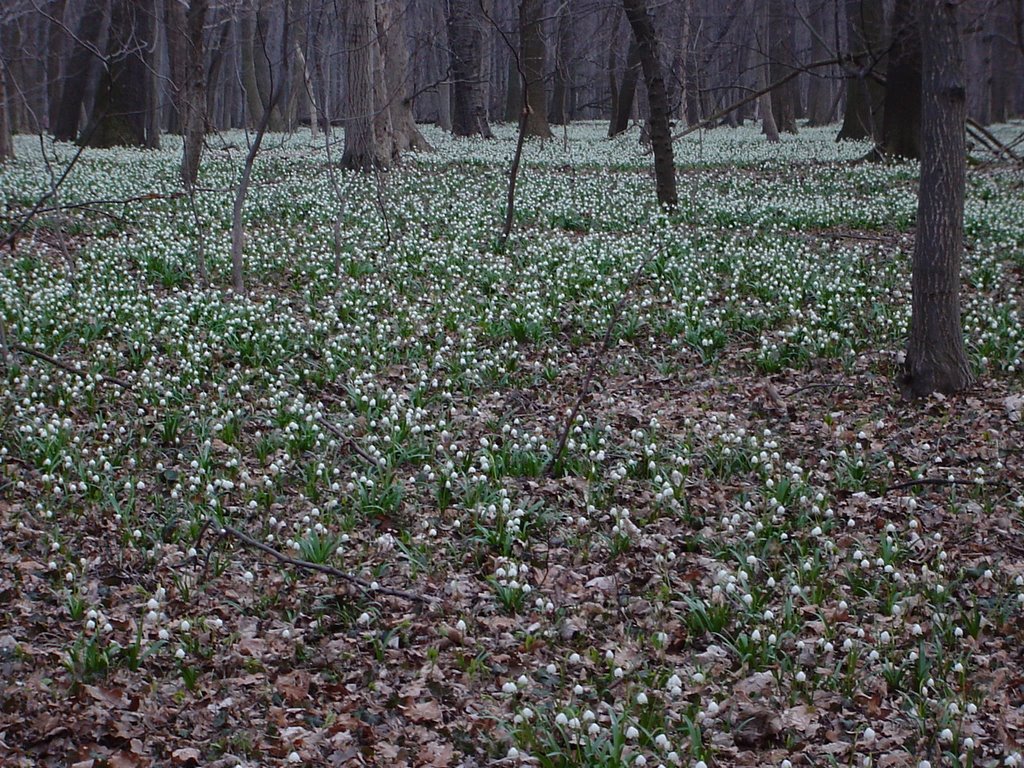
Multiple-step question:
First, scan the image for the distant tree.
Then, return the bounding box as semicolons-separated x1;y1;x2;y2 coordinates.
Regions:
342;0;387;169
878;0;921;159
768;0;799;134
379;0;431;152
548;0;573;125
447;0;492;137
53;0;109;142
81;0;158;147
837;0;886;140
519;0;552;137
622;0;677;208
902;0;973;397
609;38;640;137
180;0;209;189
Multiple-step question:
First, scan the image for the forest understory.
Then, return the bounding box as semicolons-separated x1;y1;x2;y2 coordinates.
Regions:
1;123;1023;768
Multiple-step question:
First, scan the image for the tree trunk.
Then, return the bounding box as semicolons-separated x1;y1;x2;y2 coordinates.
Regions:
610;39;641;137
165;0;187;134
53;0;110;142
241;9;265;127
82;0;151;147
380;0;431;152
181;0;209;188
46;0;70;131
504;52;522;122
342;0;386;169
902;0;972;398
548;1;572;125
622;0;677;209
806;0;836;126
837;0;886;140
606;9;623;130
758;0;780;142
206;13;233;131
879;0;921;159
447;0;492;137
517;0;552;138
0;33;13;161
768;0;799;134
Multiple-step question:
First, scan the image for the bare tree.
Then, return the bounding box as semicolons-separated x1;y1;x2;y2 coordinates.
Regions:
379;0;430;151
902;0;973;397
180;0;208;189
0;31;13;160
837;0;886;140
519;0;551;137
548;0;573;125
447;0;492;136
622;0;677;208
878;0;922;159
342;0;388;169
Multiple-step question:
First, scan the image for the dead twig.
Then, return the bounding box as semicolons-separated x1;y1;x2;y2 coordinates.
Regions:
315;414;378;466
220;524;434;605
786;381;857;396
12;343;133;389
883;477;1006;494
545;250;658;476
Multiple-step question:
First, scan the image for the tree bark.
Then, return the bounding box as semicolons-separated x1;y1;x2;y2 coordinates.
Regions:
805;0;836;126
46;0;70;131
879;0;921;159
379;0;430;152
549;0;572;125
902;0;972;398
519;0;552;137
181;0;209;188
342;0;386;169
53;0;110;142
0;32;13;161
837;0;886;140
610;39;640;137
447;0;492;137
768;0;799;134
622;0;677;209
82;0;151;147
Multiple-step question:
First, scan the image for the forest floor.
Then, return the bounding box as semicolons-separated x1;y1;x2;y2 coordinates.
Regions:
1;123;1023;768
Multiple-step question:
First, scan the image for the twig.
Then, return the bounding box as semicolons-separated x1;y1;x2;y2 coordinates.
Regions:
883;477;1005;494
786;381;857;396
220;524;433;604
315;414;378;466
544;250;659;476
12;343;133;389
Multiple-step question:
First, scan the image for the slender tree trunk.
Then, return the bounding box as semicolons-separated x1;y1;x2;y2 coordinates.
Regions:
165;0;187;134
434;1;452;130
607;9;622;130
622;0;677;209
46;0;69;131
206;13;233;130
505;52;522;122
879;0;921;159
610;39;641;136
902;0;972;398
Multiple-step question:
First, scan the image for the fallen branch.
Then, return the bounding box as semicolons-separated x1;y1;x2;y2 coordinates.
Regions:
786;381;857;396
12;343;133;389
221;524;434;604
315;414;378;466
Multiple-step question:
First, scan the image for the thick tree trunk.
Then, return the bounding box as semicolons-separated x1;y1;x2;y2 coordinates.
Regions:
879;0;921;159
837;0;886;140
342;0;386;169
0;33;13;161
447;0;492;137
165;0;187;134
610;39;641;137
519;0;552;137
758;0;780;142
380;0;430;152
768;0;799;134
82;0;151;147
181;0;209;188
902;0;972;398
46;0;69;131
241;10;265;127
622;0;677;209
806;0;836;126
548;1;572;125
53;0;110;142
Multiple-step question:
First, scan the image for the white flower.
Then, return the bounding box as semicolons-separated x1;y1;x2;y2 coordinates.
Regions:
625;725;639;739
636;692;648;705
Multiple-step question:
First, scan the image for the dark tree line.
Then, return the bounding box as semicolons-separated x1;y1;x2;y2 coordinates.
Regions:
1;0;1021;163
